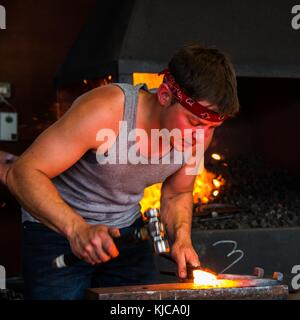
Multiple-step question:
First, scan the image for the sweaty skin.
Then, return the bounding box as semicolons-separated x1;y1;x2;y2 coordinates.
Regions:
7;83;222;277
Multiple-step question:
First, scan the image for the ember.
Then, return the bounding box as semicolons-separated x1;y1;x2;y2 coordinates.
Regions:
211;153;222;161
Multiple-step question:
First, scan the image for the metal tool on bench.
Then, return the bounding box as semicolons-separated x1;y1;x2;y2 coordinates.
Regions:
160;262;285;288
159;251;209;281
86;267;289;300
52;208;170;269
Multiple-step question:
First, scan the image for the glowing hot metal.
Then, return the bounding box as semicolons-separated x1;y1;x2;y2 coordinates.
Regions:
193;270;218;287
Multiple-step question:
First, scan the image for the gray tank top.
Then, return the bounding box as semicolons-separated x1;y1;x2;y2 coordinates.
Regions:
22;83;184;227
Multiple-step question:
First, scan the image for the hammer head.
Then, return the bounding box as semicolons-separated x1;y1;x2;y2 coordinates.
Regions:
142;208;170;254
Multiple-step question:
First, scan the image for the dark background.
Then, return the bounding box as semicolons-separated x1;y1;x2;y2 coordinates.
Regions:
0;0;96;276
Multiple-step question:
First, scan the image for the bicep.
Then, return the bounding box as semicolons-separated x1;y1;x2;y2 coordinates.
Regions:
16;121;89;178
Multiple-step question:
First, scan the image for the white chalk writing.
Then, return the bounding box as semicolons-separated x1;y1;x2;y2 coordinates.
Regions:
212;240;244;274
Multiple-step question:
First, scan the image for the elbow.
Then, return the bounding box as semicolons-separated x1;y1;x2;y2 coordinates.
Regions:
0;163;10;187
6;162;22;195
6;164;15;192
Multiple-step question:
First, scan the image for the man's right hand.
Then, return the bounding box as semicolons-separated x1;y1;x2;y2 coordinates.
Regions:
67;223;121;265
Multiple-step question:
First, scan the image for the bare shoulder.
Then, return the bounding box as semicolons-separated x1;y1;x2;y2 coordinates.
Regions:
66;84;125;124
55;84;125;149
74;84;124;111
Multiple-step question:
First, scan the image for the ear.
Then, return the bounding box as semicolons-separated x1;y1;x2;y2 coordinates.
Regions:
156;83;173;107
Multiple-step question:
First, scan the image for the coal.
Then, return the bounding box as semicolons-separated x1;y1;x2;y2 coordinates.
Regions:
193;154;300;230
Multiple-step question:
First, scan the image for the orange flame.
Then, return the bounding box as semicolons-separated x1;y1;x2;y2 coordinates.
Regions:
140;163;225;213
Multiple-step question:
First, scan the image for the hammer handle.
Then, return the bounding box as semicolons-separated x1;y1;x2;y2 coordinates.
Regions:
52;252;80;269
160;253;176;264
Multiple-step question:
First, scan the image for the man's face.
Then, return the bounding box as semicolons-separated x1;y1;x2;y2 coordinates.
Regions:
161;100;223;152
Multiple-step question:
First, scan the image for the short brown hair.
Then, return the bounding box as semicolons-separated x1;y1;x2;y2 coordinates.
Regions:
168;44;239;117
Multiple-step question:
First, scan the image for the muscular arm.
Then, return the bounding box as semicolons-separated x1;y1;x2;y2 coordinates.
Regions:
160;162;201;278
7;85;124;238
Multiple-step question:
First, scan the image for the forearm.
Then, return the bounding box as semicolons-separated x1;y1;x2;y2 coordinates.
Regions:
160;191;194;244
6;164;86;237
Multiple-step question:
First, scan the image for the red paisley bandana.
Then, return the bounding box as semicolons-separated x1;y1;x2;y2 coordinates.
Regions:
159;69;227;123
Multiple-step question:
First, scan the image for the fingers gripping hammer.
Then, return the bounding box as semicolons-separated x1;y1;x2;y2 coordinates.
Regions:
52;208;170;269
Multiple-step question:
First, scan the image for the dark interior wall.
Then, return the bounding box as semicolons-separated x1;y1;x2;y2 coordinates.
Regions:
55;0;300;84
0;0;96;276
120;0;300;77
0;0;96;154
208;77;300;175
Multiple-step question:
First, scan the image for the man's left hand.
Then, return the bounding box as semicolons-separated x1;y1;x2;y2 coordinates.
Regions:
171;238;200;279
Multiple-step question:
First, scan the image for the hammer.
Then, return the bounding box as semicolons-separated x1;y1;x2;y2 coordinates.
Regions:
52;208;170;269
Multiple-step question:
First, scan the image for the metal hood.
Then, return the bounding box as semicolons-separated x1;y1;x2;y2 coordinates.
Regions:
55;0;300;86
